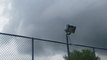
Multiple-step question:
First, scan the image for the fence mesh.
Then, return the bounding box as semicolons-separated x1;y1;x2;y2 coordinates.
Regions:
0;34;32;60
0;33;107;60
34;40;67;60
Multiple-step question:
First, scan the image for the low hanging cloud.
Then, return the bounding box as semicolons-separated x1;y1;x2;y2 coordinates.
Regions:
2;0;107;56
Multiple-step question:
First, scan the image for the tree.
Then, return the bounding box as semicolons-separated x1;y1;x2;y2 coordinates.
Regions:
64;49;100;60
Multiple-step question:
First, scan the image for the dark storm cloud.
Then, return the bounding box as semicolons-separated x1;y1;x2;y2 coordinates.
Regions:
72;4;107;48
2;0;107;55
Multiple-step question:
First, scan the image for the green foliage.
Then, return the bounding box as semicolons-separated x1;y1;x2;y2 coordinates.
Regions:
64;49;100;60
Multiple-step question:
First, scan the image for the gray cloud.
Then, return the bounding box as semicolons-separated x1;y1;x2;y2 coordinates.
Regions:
2;0;107;56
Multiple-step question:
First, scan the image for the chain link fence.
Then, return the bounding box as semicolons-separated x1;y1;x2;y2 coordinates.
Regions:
0;32;107;60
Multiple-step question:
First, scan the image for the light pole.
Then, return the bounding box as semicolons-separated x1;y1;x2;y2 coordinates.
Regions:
65;24;76;60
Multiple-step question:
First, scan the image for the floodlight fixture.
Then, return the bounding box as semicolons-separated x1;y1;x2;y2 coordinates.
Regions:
65;24;76;35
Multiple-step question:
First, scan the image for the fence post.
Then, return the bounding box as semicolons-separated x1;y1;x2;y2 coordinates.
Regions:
93;48;95;56
32;38;34;60
66;34;70;60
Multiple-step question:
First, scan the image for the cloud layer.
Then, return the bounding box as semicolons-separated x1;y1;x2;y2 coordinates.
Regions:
1;0;107;57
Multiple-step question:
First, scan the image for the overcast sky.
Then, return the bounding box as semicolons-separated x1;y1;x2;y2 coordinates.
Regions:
0;0;107;60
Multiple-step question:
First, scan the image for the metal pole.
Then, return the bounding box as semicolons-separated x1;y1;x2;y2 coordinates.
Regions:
92;48;96;60
93;48;95;55
32;38;34;60
66;34;70;60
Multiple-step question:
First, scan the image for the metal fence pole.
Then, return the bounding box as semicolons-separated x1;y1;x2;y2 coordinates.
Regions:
66;34;70;60
93;48;95;55
32;38;34;60
92;48;97;60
